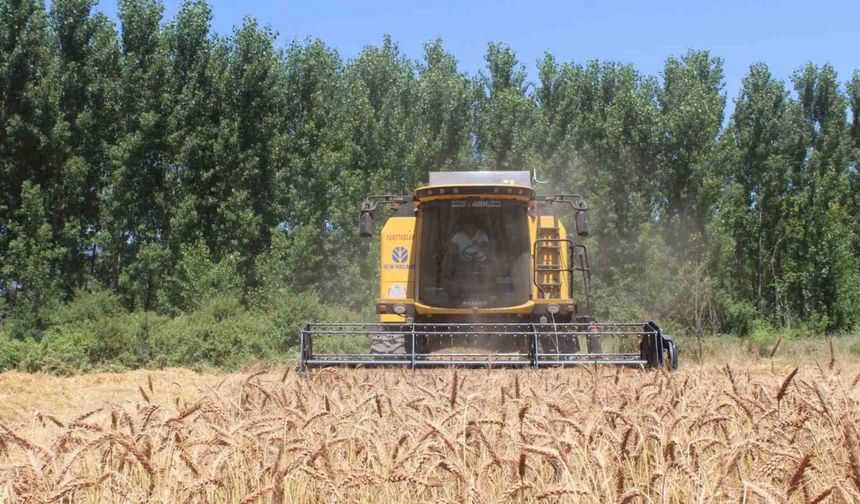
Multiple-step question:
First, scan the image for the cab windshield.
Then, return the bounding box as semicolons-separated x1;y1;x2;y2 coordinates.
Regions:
418;199;530;308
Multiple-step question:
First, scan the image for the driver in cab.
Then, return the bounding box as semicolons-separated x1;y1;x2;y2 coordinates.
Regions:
451;220;489;264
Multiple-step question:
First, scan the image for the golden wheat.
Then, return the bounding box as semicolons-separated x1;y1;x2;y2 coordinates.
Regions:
0;358;858;503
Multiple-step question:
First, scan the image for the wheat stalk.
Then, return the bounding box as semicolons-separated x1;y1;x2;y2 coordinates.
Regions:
776;367;799;404
785;452;812;498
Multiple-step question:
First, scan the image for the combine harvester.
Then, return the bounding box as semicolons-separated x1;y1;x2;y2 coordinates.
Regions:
300;171;677;370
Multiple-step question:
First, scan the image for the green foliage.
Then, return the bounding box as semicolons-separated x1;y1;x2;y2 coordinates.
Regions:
715;293;757;337
0;330;41;371
2;182;65;335
475;43;536;170
0;332;19;371
163;239;243;312
148;295;273;370
36;289;146;373
1;0;859;375
0;286;362;373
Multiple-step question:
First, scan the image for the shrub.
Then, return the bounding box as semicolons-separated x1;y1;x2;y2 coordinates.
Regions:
46;288;124;326
1;284;367;373
0;328;42;372
149;295;278;370
716;294;757;336
38;326;93;375
161;240;244;313
0;331;17;371
251;287;363;352
34;290;152;372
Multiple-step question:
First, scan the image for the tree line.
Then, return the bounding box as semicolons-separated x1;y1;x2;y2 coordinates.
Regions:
2;0;859;342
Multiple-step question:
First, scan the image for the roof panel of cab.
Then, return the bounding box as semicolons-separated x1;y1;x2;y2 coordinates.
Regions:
413;184;534;202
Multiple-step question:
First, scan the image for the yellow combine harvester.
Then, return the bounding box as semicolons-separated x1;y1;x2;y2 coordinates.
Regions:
300;171;677;370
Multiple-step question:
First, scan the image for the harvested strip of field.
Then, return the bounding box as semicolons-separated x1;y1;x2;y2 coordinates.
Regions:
1;364;859;503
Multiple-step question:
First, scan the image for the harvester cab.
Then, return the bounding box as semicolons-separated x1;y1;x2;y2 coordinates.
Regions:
300;171;677;370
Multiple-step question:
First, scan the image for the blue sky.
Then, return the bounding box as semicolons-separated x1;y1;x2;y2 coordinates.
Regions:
95;0;859;112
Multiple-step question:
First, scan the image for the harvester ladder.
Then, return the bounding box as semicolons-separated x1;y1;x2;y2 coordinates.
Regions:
535;218;571;299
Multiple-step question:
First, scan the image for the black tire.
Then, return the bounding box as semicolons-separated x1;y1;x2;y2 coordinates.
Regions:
664;338;679;370
370;333;408;355
538;325;580;355
558;334;580;354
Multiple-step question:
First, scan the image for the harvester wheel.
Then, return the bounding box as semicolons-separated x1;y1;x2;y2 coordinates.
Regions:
539;330;580;356
370;333;408;356
664;338;678;370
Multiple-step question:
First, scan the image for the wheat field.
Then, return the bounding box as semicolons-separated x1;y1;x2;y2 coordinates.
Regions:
1;350;859;503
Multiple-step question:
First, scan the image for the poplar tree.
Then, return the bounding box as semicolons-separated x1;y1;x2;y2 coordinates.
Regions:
474;43;536;170
103;0;171;309
718;63;796;328
49;0;120;291
784;64;859;329
657;50;725;241
276;39;352;299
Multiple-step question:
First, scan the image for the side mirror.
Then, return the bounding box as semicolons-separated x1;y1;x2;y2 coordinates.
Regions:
359;211;374;237
575;210;589;237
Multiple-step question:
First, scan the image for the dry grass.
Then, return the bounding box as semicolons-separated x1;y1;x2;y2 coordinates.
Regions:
0;353;859;503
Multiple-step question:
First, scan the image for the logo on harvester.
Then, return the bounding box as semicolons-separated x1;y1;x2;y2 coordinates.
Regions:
392;246;409;263
385;246;414;270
